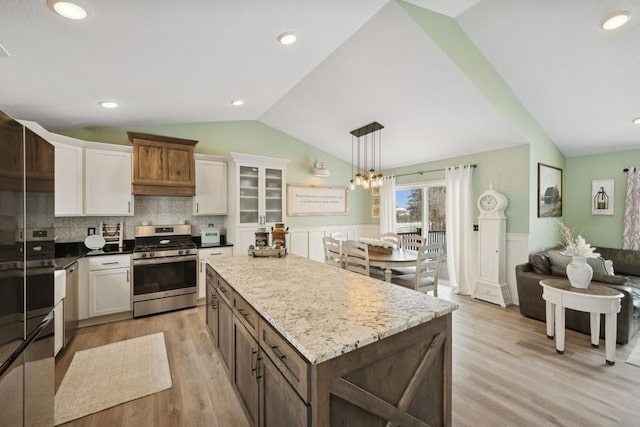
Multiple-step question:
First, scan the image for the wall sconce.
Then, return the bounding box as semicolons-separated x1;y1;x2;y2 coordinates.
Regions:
313;160;330;177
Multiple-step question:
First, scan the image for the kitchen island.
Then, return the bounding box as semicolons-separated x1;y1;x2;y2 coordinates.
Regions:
206;254;457;427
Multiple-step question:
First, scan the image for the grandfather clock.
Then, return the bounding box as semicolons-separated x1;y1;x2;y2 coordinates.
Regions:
473;185;512;307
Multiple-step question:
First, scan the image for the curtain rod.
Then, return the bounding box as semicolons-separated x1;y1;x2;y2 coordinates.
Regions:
393;164;477;178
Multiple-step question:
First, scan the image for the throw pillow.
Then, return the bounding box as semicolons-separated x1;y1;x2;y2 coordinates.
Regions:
587;257;608;275
604;259;614;275
529;252;551;275
546;250;609;275
546;250;572;268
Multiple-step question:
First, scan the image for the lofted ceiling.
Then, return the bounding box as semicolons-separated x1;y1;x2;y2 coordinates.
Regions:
0;0;638;169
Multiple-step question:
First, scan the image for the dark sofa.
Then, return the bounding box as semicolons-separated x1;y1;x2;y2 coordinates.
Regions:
515;247;640;344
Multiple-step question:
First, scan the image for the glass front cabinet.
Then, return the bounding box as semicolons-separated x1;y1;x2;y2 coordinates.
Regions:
226;153;289;253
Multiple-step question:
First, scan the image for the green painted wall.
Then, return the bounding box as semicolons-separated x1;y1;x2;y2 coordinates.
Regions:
386;145;529;234
564;149;640;248
57;120;372;227
400;1;565;250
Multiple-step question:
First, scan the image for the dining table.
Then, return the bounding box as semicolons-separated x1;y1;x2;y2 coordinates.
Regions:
368;247;418;282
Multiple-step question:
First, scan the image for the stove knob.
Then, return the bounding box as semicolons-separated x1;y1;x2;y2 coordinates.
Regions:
179;250;184;256
150;252;155;258
184;249;190;255
141;253;147;258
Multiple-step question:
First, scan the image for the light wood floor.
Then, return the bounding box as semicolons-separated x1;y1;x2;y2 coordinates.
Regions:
56;287;640;426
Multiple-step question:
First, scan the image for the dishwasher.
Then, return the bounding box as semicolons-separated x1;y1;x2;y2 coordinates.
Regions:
64;261;79;346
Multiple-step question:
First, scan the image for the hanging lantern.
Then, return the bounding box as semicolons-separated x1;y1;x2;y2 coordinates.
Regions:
594;186;609;210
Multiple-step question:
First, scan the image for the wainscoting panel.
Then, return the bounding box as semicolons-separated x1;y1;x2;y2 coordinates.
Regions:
288;225;379;263
505;233;529;306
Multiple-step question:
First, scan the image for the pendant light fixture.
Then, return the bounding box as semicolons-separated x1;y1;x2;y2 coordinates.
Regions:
348;122;384;190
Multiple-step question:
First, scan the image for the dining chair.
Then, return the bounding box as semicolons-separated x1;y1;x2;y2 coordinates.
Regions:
322;236;343;268
379;232;400;247
391;243;443;296
401;233;425;251
343;240;370;276
391;234;426;275
330;231;348;241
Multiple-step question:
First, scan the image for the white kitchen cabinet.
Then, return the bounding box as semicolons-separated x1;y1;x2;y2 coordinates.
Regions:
52;141;84;216
198;246;233;299
226;153;289;250
88;254;132;317
234;229;260;255
193;155;227;215
85;146;133;216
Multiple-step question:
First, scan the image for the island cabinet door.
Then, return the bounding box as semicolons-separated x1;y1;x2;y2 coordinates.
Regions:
218;292;234;377
260;354;310;427
233;317;260;426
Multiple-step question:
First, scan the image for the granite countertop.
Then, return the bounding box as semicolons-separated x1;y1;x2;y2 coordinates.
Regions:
207;254;457;364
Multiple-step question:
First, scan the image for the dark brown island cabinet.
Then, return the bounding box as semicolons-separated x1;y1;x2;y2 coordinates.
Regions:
205;255;456;427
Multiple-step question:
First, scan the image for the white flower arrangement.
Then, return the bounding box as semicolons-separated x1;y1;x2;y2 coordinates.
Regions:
558;221;600;258
359;238;395;248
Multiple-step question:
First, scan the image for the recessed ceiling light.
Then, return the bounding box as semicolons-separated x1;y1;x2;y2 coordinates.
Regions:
230;99;244;106
602;11;630;30
99;101;119;109
632;117;640;125
48;1;88;20
277;32;297;46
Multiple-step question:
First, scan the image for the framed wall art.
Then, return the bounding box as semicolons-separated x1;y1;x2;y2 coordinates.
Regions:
537;163;563;218
592;179;614;215
372;201;380;218
287;184;348;216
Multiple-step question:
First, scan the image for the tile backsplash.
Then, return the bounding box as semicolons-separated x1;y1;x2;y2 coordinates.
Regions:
54;195;225;242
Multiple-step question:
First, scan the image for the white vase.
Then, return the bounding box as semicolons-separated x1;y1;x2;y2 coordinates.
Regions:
566;256;593;288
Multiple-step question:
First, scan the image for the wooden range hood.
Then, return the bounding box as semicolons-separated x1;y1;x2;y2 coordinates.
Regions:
128;131;198;196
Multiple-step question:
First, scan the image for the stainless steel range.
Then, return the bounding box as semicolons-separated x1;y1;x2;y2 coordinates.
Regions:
132;224;197;317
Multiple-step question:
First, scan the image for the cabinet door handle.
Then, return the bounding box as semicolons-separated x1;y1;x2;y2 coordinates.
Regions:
238;308;250;318
211;294;217;309
126;269;130;282
128;201;131;213
256;355;263;381
196;202;199;213
102;261;118;265
251;349;258;376
271;345;287;360
200;261;203;273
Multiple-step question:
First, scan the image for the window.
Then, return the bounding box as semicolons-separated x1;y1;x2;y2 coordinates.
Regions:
395;181;446;249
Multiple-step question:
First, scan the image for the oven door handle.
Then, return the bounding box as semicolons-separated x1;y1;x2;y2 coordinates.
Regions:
133;255;197;266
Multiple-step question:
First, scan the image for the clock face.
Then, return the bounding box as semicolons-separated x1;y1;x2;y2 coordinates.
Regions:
479;194;498;212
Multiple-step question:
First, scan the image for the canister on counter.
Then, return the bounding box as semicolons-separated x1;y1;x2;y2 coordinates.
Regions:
255;230;269;248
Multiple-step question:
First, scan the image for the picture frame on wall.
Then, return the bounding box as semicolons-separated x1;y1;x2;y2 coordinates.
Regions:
287;184;348;216
592;179;614;215
371;203;380;218
537;163;562;218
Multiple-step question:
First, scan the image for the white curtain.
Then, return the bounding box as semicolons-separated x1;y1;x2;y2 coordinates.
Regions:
445;165;474;295
379;176;396;235
623;167;640;249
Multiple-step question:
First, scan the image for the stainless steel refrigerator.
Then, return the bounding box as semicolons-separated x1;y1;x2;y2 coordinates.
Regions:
0;111;55;426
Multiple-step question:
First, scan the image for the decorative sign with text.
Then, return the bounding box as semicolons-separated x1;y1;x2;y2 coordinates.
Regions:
287;184;348;216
